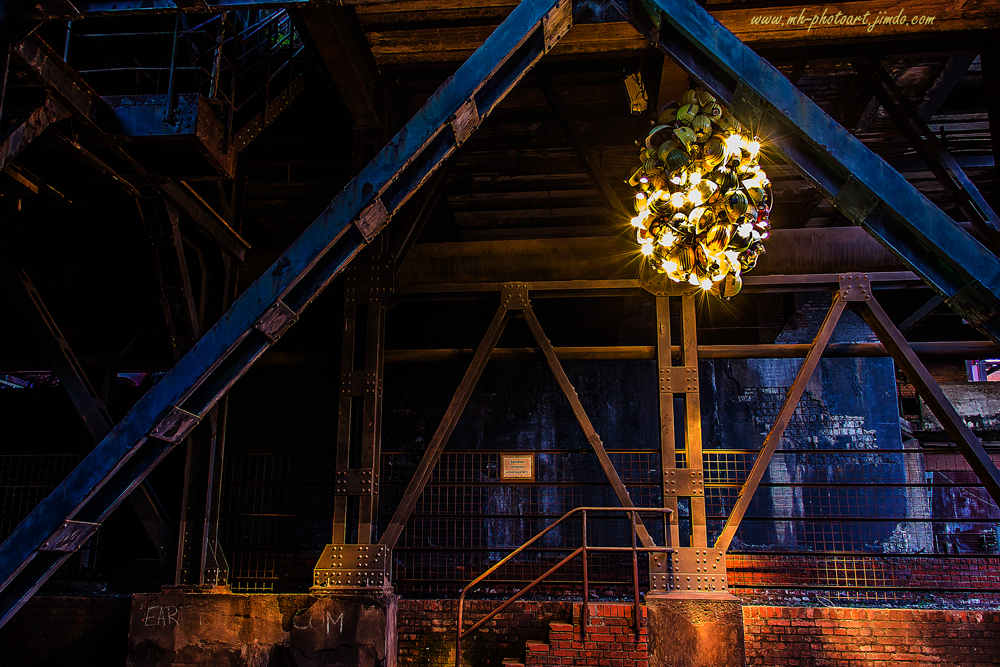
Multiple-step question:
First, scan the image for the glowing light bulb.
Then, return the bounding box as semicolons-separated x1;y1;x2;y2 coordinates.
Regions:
639;176;649;184
659;231;676;247
687;189;703;205
689;172;702;185
699;277;713;290
748;139;761;155
663;259;678;273
636;192;646;201
725;134;743;153
671;192;685;208
641;243;654;256
630;215;644;228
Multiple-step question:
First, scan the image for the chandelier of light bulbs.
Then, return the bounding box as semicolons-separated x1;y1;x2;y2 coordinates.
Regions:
628;86;772;297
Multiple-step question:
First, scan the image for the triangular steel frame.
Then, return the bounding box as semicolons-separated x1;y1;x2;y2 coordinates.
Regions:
376;282;654;553
4;0;1000;626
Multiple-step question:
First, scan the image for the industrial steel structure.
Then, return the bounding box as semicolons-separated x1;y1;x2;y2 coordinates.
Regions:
0;0;999;663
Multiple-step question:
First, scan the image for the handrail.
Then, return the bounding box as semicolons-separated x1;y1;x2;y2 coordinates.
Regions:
455;507;673;667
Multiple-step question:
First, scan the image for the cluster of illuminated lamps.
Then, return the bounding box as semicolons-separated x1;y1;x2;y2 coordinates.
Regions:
628;86;772;297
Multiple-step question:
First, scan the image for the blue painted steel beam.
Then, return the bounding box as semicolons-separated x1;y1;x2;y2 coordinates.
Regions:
0;0;573;628
614;0;1000;342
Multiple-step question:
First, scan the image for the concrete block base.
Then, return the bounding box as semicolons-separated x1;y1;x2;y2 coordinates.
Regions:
646;593;745;667
127;590;397;667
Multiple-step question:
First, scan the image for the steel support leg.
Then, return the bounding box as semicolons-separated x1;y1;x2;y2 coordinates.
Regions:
521;295;653;548
649;295;727;595
714;289;847;553
374;282;652;556
2;267;177;576
312;254;391;590
854;278;1000;506
0;0;575;628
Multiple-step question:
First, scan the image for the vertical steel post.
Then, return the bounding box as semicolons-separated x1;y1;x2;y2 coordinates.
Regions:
631;509;640;639
655;296;679;548
209;14;225;100
0;0;576;629
166;13;181;123
680;297;707;548
581;509;588;638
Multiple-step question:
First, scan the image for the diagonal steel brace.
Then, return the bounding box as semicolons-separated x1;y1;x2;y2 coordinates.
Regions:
0;0;576;629
615;0;1000;344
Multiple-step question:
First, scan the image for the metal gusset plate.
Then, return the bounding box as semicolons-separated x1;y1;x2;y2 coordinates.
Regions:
615;0;1000;343
0;0;572;629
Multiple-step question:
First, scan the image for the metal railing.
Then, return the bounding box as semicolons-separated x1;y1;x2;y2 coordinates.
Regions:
455;507;673;667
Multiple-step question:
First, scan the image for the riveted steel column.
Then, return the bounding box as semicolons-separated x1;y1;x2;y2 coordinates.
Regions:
313;254;392;591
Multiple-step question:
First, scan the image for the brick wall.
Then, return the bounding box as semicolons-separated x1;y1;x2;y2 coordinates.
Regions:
743;606;1000;666
0;595;131;666
398;599;574;667
524;604;647;667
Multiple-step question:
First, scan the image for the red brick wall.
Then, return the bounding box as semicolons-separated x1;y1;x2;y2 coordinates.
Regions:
0;595;131;666
398;600;648;667
398;599;574;666
743;606;1000;666
524;604;647;667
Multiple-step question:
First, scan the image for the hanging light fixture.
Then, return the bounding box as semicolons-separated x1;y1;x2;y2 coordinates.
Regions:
623;71;648;115
627;85;771;297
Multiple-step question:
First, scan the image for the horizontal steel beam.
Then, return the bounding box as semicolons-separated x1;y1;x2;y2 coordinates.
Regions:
0;0;572;629
617;0;1000;344
383;341;999;363
395;228;903;288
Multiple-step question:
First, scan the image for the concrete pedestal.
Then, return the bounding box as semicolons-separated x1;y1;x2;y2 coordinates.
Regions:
127;590;397;667
645;593;745;667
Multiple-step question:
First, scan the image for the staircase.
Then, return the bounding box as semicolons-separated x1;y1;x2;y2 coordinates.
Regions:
502;604;649;667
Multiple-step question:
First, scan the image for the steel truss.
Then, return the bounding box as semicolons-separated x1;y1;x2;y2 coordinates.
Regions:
3;0;1000;626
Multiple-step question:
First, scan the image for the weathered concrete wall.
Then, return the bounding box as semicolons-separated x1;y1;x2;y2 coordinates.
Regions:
646;594;744;667
127;591;397;667
919;382;1000;432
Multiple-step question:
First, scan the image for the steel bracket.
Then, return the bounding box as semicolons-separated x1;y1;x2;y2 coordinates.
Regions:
663;469;704;496
542;0;573;52
356;197;389;242
313;543;389;589
946;281;1000;330
832;175;880;223
335;469;377;495
839;273;872;301
340;370;379;397
501;283;530;310
344;255;394;303
659;366;699;393
149;406;201;443
254;299;298;341
452;98;480;145
649;547;728;593
39;520;100;552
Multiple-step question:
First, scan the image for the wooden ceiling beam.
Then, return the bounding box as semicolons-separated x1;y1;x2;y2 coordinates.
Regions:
294;6;382;127
366;1;999;65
